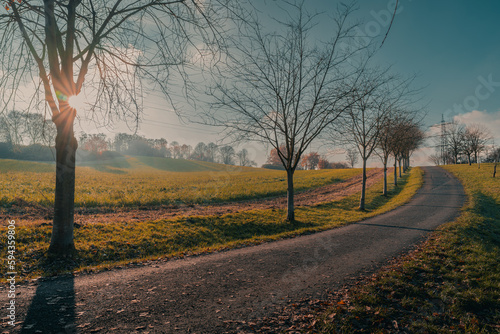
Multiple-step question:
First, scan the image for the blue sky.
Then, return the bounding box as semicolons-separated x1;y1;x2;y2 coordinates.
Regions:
80;0;500;165
347;0;500;165
209;0;500;127
354;0;500;126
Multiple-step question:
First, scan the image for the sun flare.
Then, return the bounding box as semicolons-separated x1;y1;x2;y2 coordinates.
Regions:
67;94;86;110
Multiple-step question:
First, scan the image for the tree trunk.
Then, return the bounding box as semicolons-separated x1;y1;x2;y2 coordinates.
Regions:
394;159;398;186
286;168;295;221
48;110;78;256
398;159;402;178
383;162;387;196
493;163;497;178
359;158;367;210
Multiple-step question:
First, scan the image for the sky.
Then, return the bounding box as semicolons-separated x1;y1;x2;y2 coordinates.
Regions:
74;0;500;167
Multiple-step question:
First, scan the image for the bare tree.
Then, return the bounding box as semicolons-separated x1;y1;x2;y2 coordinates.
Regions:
236;148;256;167
152;138;169;157
206;142;219;163
0;0;227;256
334;69;388;210
463;124;491;167
390;119;424;184
180;144;192;159
399;121;425;172
41;120;57;147
345;147;359;168
0;115;13;144
205;2;367;220
0;110;25;146
23;113;46;145
376;116;399;195
170;141;181;159
445;120;466;164
192;142;208;161
428;153;442;166
332;67;416;210
219;145;235;165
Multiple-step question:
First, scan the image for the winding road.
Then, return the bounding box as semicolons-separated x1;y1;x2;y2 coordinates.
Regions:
4;166;465;333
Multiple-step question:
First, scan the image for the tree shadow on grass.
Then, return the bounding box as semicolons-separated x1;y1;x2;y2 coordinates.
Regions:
462;191;500;252
20;259;77;334
175;216;318;247
78;156;131;174
88;165;128;174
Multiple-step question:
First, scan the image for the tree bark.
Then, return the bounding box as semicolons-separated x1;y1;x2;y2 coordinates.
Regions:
359;158;367;210
48;109;78;256
286;168;295;221
398;159;402;178
383;162;387;196
394;159;398;186
493;163;497;178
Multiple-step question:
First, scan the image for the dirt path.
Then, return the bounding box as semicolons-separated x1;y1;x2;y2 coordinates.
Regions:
9;168;384;225
4;167;465;333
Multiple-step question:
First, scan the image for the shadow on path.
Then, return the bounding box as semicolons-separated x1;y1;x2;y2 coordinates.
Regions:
20;275;75;334
353;222;434;232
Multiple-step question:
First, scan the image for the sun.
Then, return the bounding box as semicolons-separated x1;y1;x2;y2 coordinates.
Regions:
67;93;86;110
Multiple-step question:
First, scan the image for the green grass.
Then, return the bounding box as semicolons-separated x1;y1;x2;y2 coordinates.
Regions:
0;167;422;281
0;159;55;173
315;163;500;333
0;157;361;208
136;156;238;172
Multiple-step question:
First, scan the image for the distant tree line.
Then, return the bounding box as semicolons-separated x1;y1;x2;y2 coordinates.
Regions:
263;148;348;170
77;133;257;167
429;121;493;166
0;113;257;167
0;111;56;161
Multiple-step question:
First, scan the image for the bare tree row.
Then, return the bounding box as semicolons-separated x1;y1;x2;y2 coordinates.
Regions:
0;110;56;147
429;121;492;166
265;149;348;170
205;2;425;216
79;133;256;166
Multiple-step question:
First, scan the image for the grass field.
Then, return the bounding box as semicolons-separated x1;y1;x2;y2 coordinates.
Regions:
0;157;361;208
316;163;500;333
0;158;423;281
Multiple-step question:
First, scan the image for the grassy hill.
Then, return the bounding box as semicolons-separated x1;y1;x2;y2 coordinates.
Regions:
135;156;244;172
0;157;361;208
78;155;243;173
0;159;55;173
0;155;249;174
